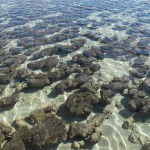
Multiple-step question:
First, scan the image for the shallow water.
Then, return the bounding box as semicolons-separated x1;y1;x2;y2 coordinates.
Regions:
0;0;150;150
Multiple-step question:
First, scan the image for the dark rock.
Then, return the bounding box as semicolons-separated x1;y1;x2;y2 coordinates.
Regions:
100;89;114;105
69;110;110;143
142;142;150;150
24;115;67;149
27;73;50;88
0;85;6;95
128;96;150;115
2;115;67;150
83;64;101;75
0;121;14;141
55;74;92;93
4;55;27;68
140;78;150;94
72;54;97;66
130;65;149;78
64;92;99;117
83;31;101;41
0;93;19;108
27;57;58;70
80;82;99;93
1;134;26;150
9;48;22;55
27;105;57;124
14;68;30;80
0;74;12;84
47;63;80;82
33;47;58;60
101;75;129;93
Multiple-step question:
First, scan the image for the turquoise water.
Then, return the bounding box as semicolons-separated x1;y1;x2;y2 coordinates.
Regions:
0;0;150;150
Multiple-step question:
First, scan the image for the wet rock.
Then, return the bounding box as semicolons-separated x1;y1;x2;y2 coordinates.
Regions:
0;85;6;95
48;63;80;82
130;65;149;78
128;88;139;98
128;132;139;144
1;135;26;150
83;31;101;41
83;64;101;75
1;126;30;150
80;82;99;93
128;96;150;115
140;78;150;94
9;48;22;55
25;115;67;149
33;47;58;60
27;57;58;70
73;140;85;149
55;74;92;93
133;49;149;57
27;105;57;124
133;56;147;67
101;75;129;93
70;37;86;50
69;110;110;142
86;110;111;127
14;68;30;80
89;128;103;143
0;122;14;141
56;44;76;53
100;89;114;105
27;73;50;88
15;82;27;91
55;79;73;93
73;141;80;149
142;142;150;150
0;67;10;74
4;55;27;68
64;92;99;117
0;74;13;84
83;46;104;60
72;54;97;66
24;46;40;56
0;93;20;108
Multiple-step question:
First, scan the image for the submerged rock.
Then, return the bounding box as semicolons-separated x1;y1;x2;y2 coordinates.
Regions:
101;75;129;93
26;105;57;124
128;132;139;144
0;122;14;146
0;85;6;95
54;74;92;94
27;57;58;70
100;89;114;105
142;142;150;150
129;65;149;79
0;93;20;108
25;115;67;149
14;68;30;80
27;73;50;88
140;78;150;94
80;82;99;93
64;92;99;117
33;47;58;59
0;74;13;84
83;64;101;75
69;110;110;143
128;96;150;115
72;54;97;66
2;115;67;150
73;140;85;149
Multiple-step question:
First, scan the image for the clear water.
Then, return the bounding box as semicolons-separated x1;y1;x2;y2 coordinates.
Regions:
0;0;150;150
